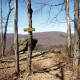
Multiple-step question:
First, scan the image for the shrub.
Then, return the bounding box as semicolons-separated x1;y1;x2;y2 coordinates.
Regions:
34;44;45;51
63;43;74;53
49;44;63;49
64;43;68;53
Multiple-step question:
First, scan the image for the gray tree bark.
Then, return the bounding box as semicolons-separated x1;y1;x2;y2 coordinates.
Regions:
27;0;33;75
73;0;80;78
64;0;72;57
14;0;19;73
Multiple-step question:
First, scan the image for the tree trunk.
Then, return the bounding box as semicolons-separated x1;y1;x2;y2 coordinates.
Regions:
73;0;80;78
27;0;33;75
3;0;13;56
14;0;19;73
1;0;4;56
64;0;72;57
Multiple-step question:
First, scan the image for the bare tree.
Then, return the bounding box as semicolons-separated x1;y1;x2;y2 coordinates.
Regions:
14;0;19;73
27;0;33;75
73;0;80;78
2;0;14;56
64;0;72;57
0;0;13;56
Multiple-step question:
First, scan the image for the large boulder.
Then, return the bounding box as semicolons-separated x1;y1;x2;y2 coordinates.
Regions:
18;38;28;52
18;38;37;53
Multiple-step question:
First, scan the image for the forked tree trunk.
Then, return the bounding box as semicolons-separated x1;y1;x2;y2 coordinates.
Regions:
1;0;13;56
3;0;13;56
14;0;19;73
64;0;72;57
73;0;80;78
27;0;33;75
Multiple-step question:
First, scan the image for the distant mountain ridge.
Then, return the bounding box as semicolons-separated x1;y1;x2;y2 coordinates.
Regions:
0;31;74;55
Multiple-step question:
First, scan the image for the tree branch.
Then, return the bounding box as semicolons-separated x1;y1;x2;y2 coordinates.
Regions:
4;0;13;37
51;4;64;22
3;0;13;54
37;2;64;7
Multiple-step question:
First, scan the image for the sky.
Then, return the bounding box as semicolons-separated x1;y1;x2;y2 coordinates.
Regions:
0;0;77;34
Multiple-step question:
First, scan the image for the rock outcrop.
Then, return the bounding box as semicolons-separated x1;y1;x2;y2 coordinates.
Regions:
18;38;37;53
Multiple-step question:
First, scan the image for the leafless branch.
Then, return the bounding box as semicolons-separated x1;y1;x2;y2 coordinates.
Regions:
4;0;13;37
37;2;64;7
50;4;65;23
47;6;52;21
70;19;74;22
36;4;46;13
35;1;65;24
35;0;51;13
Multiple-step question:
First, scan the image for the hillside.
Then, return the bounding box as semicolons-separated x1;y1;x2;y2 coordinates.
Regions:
0;31;73;55
0;31;73;80
0;50;73;80
33;31;69;50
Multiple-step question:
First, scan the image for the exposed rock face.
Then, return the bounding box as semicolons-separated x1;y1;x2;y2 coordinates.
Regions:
18;38;37;53
18;38;28;52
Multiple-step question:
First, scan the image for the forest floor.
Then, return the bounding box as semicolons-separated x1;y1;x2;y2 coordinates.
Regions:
0;50;73;80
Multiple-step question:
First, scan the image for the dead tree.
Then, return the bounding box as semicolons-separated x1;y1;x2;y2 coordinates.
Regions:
27;0;33;75
73;0;80;78
64;0;72;57
14;0;19;73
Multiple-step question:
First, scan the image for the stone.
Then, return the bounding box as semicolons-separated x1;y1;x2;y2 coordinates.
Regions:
18;38;37;53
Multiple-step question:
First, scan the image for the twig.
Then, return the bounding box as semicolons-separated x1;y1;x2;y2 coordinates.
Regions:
37;2;64;7
50;4;65;22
